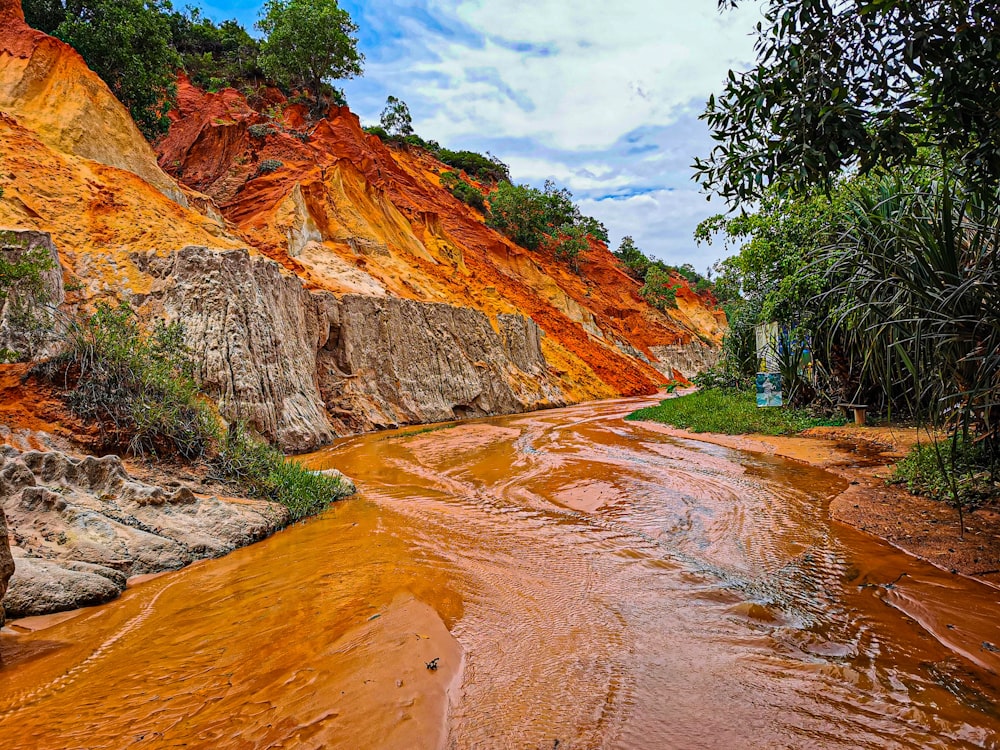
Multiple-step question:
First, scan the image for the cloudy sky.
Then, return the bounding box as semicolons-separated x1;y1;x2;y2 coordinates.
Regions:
203;0;762;271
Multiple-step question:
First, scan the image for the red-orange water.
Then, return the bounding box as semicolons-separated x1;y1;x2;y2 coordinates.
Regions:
2;398;1000;748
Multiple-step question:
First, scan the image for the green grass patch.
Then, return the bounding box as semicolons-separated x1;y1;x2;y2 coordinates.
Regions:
212;425;354;522
890;438;998;510
625;388;845;436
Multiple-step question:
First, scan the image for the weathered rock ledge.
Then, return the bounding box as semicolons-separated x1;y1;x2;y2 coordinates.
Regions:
0;445;289;619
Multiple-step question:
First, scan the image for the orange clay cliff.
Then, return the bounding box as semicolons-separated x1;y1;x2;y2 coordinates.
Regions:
0;0;725;452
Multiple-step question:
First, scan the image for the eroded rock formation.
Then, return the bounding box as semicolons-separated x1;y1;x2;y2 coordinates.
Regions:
133;246;571;448
0;445;287;617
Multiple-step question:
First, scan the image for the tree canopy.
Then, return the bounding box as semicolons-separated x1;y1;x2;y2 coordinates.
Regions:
256;0;363;100
379;96;413;137
24;0;180;138
695;0;1000;205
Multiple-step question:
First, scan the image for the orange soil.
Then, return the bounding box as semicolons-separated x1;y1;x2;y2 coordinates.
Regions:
0;364;85;448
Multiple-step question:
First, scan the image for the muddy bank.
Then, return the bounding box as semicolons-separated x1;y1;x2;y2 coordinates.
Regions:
637;421;1000;587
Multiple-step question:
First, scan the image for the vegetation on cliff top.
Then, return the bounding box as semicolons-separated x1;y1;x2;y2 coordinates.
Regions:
23;0;363;136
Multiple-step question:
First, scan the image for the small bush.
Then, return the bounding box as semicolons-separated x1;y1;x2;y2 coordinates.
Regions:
51;302;217;458
248;123;276;138
212;424;352;521
437;149;510;183
440;171;486;212
890;439;997;510
256;158;284;175
639;266;680;310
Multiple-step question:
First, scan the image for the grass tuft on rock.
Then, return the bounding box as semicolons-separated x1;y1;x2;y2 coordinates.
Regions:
212;424;353;521
626;388;845;436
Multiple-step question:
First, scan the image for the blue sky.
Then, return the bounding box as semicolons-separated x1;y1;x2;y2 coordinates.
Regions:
196;1;761;271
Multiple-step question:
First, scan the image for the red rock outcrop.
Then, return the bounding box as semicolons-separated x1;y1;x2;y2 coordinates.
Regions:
157;78;725;396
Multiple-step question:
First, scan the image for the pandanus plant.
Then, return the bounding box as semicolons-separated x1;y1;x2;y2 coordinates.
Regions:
822;172;1000;534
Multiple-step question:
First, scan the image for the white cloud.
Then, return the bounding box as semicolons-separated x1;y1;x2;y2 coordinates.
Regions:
578;189;730;271
337;0;761;267
408;0;760;149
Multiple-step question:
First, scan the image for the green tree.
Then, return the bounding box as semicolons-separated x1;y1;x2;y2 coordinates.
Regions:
256;0;363;101
380;95;413;137
486;182;550;250
43;0;180;138
639;265;680;311
22;0;67;32
696;0;1000;204
613;236;650;281
486;180;605;267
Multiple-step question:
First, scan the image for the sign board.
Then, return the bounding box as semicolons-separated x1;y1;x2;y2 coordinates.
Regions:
756;372;783;407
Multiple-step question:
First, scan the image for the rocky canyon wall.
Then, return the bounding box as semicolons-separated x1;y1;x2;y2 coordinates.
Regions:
134;245;568;450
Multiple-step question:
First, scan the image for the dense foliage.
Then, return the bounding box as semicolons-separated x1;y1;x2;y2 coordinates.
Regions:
440;171;487;212
485;180;607;268
698;0;1000;531
256;0;363;104
53;302;216;457
0;230;56;362
638;266;679;311
212;424;352;521
696;0;1000;205
167;7;263;93
612;236;712;311
25;0;180;137
437;149;510;183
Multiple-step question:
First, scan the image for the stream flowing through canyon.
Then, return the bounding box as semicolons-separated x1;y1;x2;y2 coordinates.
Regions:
1;397;999;748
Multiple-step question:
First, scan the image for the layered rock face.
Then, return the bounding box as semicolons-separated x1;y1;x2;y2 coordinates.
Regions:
317;296;565;434
0;445;287;617
133;246;569;449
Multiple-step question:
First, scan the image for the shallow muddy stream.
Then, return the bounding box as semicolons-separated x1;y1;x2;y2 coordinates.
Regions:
2;398;1000;748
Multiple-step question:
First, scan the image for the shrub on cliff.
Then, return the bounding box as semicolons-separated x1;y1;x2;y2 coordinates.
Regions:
638;266;680;311
380;96;413;138
437;150;510;183
0;228;57;362
49;302;216;457
486;180;607;267
440;171;487;212
40;301;350;519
